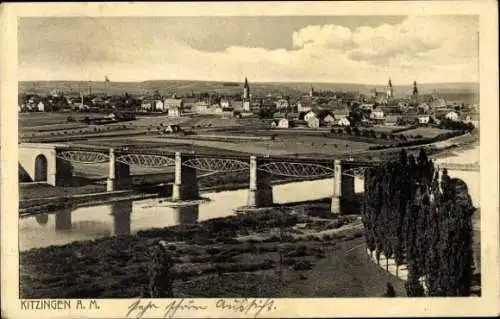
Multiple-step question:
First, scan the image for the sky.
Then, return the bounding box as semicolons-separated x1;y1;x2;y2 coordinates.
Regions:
18;15;479;84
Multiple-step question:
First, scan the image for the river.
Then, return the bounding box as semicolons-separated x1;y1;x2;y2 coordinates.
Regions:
19;143;479;251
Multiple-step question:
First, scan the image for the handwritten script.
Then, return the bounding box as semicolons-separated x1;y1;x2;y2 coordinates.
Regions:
126;298;277;318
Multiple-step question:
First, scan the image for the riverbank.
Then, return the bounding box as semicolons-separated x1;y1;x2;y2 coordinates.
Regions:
19;184;157;216
20;199;406;298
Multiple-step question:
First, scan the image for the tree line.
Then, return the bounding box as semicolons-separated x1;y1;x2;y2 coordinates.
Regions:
362;149;475;296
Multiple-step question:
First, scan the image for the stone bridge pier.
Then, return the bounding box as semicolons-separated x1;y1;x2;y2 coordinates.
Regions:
107;148;132;192
331;160;356;214
172;152;200;201
247;156;274;207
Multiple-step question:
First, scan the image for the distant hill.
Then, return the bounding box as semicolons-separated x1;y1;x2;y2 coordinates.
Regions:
19;80;479;104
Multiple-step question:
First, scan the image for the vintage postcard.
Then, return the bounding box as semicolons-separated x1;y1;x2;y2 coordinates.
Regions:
1;1;499;318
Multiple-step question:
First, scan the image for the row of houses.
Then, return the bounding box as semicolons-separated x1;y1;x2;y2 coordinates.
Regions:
270;106;471;130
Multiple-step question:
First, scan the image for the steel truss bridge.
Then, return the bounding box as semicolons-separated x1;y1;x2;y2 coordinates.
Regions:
56;148;375;178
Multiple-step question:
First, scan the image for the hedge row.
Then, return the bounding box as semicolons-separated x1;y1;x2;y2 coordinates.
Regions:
331;127;423;141
27;125;130;138
367;130;466;151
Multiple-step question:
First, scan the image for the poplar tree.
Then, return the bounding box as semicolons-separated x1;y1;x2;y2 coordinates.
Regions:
148;241;174;298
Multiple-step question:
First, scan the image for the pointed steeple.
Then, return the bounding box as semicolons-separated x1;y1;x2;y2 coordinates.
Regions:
387;78;394;99
243;77;250;100
413;80;419;95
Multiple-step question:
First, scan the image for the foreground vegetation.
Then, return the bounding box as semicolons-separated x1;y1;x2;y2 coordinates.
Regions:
20;201;406;298
362;149;477;296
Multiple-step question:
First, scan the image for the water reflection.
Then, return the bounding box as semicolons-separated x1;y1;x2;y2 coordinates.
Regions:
55;208;72;230
173;205;200;225
20;179;335;251
109;200;133;236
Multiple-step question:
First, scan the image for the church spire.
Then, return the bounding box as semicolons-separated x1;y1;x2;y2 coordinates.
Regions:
243;77;250;100
413;80;419;95
387;78;394;99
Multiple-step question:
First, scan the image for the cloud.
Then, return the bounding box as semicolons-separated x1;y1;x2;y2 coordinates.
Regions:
18;16;478;84
292;24;352;49
290;16;477;70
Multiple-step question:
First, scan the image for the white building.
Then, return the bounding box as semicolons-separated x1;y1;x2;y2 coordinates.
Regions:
278;118;290;128
322;114;335;125
307;116;320;129
220;99;231;109
168;106;181;117
141;101;154;111
276;99;289;110
417;114;430;124
214;106;223;114
37;101;45;112
338;118;351;126
304;111;317;122
243;101;251;112
370;107;385;121
155;100;165;112
445;111;459;121
164;98;183;111
194;101;210;114
297;101;312;113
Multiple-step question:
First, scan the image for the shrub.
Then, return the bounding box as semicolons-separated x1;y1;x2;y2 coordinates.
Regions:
206;247;220;255
293;260;313;271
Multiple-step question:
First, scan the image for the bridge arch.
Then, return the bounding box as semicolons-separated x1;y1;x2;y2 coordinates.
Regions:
19;143;58;185
34;154;48;182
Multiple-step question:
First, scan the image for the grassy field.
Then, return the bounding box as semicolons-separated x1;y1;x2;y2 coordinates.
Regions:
19;203;407;298
19;112;465;161
400;127;455;139
19;112;108;128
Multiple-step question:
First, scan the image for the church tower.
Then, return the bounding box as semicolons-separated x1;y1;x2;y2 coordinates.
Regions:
309;85;314;97
412;80;419;96
243;77;250;100
386;78;394;99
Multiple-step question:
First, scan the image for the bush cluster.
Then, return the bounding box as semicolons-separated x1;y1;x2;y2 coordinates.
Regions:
368;130;465;151
330;126;422;142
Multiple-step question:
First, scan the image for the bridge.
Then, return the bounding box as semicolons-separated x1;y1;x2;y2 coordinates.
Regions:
19;143;377;214
19;143;478;213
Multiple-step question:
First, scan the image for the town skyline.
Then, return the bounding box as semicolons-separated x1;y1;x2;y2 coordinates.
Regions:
19;15;479;84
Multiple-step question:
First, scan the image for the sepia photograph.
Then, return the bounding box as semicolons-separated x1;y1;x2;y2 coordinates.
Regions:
1;1;499;318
